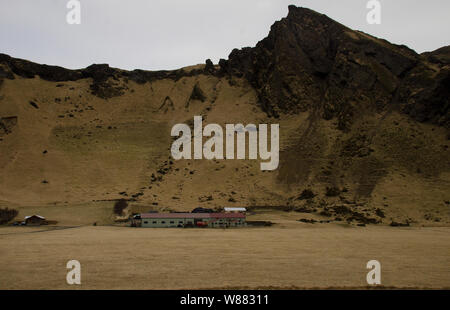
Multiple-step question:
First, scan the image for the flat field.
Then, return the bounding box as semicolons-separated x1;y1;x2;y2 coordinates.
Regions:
0;223;448;289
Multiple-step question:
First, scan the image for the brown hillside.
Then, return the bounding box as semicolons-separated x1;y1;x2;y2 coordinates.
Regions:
0;6;449;227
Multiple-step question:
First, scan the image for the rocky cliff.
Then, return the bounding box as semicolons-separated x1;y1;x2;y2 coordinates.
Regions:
220;6;449;130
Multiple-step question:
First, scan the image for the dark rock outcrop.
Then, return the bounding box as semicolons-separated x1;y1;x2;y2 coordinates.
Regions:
0;53;82;81
204;59;215;74
0;54;210;99
398;64;450;127
220;6;448;130
0;116;18;136
422;46;450;65
189;82;206;102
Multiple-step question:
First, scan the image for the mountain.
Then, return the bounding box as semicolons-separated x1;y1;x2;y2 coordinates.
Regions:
0;6;449;226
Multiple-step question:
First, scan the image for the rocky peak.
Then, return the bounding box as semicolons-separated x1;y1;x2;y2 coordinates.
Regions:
221;6;448;130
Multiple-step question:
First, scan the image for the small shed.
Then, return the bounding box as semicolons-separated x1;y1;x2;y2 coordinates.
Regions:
24;215;46;226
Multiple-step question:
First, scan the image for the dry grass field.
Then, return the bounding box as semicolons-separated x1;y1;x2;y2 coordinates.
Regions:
0;218;449;290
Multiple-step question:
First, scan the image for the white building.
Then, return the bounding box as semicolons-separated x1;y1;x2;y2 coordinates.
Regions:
224;207;246;213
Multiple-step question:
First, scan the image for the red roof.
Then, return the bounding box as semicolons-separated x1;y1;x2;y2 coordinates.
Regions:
140;212;245;219
141;213;204;219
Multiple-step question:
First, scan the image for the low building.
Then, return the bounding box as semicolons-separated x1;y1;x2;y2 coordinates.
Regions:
139;212;245;228
24;215;46;226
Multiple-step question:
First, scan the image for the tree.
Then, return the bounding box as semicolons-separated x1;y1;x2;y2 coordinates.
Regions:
113;199;128;216
0;208;18;224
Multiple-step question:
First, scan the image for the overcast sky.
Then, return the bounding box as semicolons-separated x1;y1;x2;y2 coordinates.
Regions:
0;0;449;70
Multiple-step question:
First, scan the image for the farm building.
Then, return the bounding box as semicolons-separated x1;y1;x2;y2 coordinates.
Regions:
139;212;246;228
24;215;46;226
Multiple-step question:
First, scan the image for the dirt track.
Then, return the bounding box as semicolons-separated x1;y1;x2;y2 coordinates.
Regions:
0;225;83;236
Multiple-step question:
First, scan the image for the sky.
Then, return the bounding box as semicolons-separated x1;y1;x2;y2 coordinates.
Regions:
0;0;449;71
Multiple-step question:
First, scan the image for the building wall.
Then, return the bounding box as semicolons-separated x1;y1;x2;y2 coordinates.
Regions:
140;217;246;228
141;218;197;228
25;218;44;226
208;218;246;228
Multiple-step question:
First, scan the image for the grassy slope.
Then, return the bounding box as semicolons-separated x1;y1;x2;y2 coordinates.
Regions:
0;70;449;226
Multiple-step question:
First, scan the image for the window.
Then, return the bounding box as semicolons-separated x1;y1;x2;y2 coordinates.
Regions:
144;221;148;224
179;221;183;224
161;221;165;224
153;221;157;224
170;221;174;224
